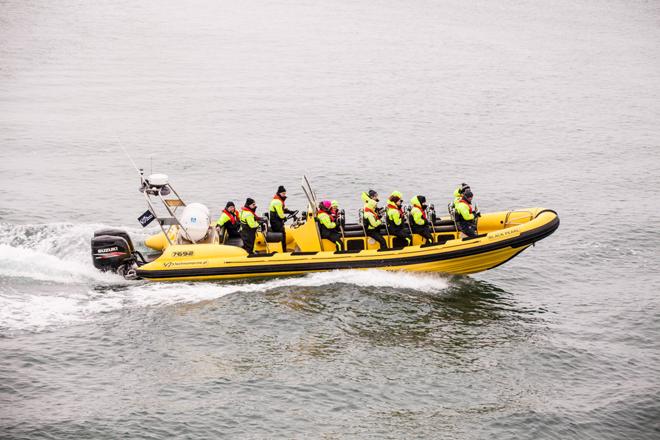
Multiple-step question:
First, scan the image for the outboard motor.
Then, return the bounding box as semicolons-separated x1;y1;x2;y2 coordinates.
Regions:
91;229;139;278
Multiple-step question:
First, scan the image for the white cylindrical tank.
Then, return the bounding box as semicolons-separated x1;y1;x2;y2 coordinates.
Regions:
185;202;210;217
179;203;210;242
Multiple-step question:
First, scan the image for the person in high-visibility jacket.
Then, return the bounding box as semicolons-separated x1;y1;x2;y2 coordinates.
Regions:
454;188;480;238
363;198;387;249
317;200;343;251
453;183;471;203
240;198;262;254
386;191;411;246
361;189;379;204
330;200;339;221
269;185;293;251
361;189;383;216
216;201;241;241
409;195;433;244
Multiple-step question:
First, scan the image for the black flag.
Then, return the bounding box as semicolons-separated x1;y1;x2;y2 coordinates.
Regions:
138;210;155;227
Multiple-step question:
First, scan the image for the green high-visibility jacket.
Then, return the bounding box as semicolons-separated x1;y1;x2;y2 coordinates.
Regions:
269;196;286;219
240;208;259;229
361;192;371;204
410;196;427;226
317;211;336;229
453;187;463;204
454;199;475;221
363;207;382;230
386;202;403;226
216;210;238;227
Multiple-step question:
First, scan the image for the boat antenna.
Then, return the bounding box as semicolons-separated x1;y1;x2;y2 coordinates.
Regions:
116;137;143;178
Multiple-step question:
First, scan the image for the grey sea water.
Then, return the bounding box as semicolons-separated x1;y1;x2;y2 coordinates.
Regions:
1;0;659;438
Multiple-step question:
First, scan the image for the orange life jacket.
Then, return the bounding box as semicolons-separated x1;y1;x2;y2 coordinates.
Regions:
223;209;239;224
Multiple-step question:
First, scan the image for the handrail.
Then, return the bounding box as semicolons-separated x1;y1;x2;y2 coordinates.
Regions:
503;210;535;228
358;208;368;249
140;180;188;246
447;202;460;238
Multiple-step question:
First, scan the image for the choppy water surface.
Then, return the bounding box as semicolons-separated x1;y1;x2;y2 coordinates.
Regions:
1;0;659;438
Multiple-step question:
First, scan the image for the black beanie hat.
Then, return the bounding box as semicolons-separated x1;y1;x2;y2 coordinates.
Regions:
225;201;235;209
417;195;426;204
277;185;286;194
245;198;255;206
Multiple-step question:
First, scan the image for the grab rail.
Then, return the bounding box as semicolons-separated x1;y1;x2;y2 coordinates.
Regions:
503;210;534;228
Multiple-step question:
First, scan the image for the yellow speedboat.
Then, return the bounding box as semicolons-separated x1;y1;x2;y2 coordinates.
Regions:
90;173;559;281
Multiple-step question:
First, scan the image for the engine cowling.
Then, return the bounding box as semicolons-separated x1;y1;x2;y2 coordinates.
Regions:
93;228;135;252
91;234;133;272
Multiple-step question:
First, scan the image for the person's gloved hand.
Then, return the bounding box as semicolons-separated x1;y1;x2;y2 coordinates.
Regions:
474;211;481;218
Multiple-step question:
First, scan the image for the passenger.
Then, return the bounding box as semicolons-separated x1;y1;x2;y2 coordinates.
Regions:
386;191;411;246
410;195;433;244
453;182;470;204
361;189;379;203
269;185;293;251
361;189;383;216
454;188;480;238
363;198;387;249
216;201;241;240
317;200;343;251
240;198;262;254
330;200;340;222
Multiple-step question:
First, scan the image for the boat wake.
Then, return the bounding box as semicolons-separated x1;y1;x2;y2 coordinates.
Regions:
0;222;450;333
1;270;449;334
0;244;123;284
0;222;146;284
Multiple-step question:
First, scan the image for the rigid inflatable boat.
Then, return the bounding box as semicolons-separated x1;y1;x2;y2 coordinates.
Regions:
91;172;559;281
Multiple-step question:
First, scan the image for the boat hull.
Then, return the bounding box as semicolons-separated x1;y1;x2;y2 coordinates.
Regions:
135;209;559;281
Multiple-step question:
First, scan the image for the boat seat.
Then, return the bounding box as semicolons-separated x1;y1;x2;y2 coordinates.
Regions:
343;223;364;232
343;229;366;238
217;226;245;247
431;225;457;233
433;218;456;227
225;237;244;247
266;231;283;242
343;224;456;239
344;219;454;231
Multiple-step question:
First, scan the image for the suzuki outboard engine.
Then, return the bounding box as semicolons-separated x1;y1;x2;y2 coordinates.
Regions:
91;229;139;278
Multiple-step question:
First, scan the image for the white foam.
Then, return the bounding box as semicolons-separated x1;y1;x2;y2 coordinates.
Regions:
0;222;152;284
129;270;448;308
0;293;94;331
269;269;449;293
0;270;448;333
0;244;123;283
